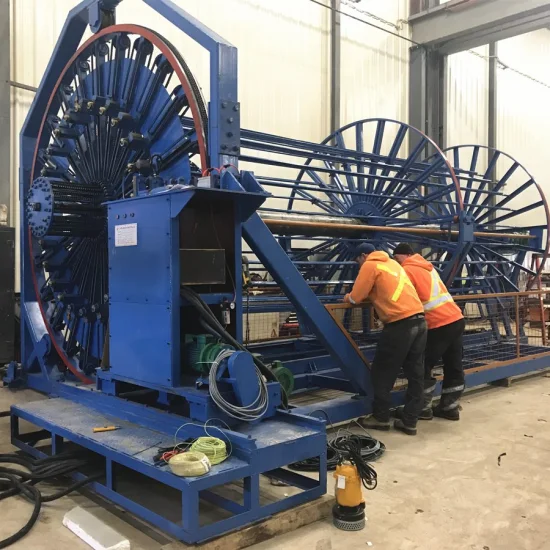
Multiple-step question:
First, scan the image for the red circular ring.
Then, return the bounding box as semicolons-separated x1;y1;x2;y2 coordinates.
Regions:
28;25;209;383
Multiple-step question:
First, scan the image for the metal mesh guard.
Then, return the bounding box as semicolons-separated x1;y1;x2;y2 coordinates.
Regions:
333;516;366;531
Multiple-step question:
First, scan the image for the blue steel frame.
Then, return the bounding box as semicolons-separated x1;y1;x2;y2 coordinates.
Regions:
19;0;239;386
10;387;326;544
13;0;329;543
12;0;550;540
293;350;550;422
233;124;550;417
15;0;550;391
238;118;465;306
181;66;549;416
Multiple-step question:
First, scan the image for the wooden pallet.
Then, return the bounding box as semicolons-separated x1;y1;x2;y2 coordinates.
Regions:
161;494;333;550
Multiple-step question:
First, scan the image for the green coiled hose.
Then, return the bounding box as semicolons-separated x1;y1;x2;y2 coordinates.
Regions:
190;437;228;465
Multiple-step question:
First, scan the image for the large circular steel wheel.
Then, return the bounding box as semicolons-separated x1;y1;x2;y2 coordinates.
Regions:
27;25;208;382
257;119;464;300
444;145;550;293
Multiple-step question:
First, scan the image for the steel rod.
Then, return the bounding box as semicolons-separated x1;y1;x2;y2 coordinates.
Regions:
515;294;520;358
262;217;534;240
538;289;547;347
326;289;550;304
257;175;509;199
10;80;38;93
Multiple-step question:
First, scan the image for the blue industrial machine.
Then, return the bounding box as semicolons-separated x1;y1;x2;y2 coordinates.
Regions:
10;1;337;542
6;0;550;543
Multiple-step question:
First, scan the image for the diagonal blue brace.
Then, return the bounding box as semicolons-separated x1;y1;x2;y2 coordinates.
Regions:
243;213;372;396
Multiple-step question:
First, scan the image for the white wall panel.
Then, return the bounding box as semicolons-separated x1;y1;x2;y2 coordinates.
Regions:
446;46;489;148
445;31;550;231
115;0;330;140
496;30;550;228
340;0;409;127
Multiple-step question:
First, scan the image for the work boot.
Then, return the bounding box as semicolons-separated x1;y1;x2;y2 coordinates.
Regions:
359;415;391;431
435;384;464;421
394;419;417;436
395;405;433;421
433;404;460;421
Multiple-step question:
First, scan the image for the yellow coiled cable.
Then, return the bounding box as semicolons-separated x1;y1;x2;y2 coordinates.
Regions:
190;437;228;465
168;451;211;477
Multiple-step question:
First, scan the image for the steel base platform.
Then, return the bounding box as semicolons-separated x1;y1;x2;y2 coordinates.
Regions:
289;349;550;423
10;398;327;544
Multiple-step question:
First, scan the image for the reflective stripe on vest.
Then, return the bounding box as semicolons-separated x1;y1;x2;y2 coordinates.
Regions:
376;263;414;302
423;269;453;312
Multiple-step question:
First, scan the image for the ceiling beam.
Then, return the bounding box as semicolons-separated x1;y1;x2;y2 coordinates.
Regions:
409;0;550;54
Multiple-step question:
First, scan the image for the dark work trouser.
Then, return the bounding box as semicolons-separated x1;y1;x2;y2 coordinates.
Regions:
424;318;465;411
371;314;427;426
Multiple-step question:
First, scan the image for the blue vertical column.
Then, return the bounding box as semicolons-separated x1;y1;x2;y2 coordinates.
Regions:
145;0;240;169
244;475;259;511
181;487;199;538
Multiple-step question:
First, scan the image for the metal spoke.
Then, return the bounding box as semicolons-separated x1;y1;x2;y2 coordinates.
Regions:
443;144;549;292
27;29;207;376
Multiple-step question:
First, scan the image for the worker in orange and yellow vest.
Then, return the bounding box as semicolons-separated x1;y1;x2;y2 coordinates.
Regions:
393;243;465;421
343;243;427;436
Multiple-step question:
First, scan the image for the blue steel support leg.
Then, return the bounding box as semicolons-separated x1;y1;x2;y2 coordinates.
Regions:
52;434;64;455
243;213;372;396
244;475;260;510
182;486;199;535
106;459;115;491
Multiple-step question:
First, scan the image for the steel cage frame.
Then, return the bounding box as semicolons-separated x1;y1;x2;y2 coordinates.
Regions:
12;1;331;544
19;0;239;385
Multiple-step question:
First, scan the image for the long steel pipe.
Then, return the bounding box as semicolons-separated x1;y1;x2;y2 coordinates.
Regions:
259;212;533;240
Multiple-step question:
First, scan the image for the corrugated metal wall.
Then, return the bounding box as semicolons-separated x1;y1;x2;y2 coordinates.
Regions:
340;0;409;126
446;46;489;148
446;32;550;229
445;46;489;197
496;29;550;227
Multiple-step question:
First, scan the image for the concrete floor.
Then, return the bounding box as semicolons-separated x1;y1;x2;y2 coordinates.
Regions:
2;374;550;550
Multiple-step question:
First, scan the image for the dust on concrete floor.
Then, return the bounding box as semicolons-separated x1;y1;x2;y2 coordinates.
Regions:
2;374;550;550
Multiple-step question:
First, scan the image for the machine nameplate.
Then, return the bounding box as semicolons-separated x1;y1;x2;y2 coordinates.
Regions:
115;223;138;247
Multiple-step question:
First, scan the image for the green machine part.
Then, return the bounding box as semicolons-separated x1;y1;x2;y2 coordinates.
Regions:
183;334;233;374
271;360;295;396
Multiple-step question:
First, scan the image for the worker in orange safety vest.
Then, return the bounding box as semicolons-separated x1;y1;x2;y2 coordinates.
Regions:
393;243;465;421
343;243;427;436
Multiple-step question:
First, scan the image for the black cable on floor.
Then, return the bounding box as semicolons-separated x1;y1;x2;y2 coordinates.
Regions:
0;451;102;548
289;433;385;478
0;474;42;548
